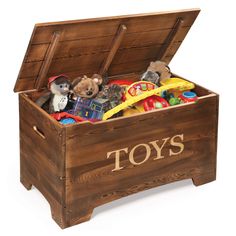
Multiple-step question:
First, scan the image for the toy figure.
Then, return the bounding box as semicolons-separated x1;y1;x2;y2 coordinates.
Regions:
140;71;160;86
36;74;72;114
140;60;171;85
72;74;103;99
97;84;124;109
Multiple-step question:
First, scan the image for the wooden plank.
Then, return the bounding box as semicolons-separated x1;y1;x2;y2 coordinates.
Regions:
19;61;42;78
25;44;49;62
20;153;67;227
35;32;61;89
17;42;180;80
65;95;217;168
25;27;190;63
14;25;38;92
35;9;200;27
19;93;68;227
19;94;63;169
158;18;184;60
99;24;127;75
32;10;199;44
14;77;36;93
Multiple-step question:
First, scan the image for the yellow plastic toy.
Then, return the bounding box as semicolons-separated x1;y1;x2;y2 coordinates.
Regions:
160;77;194;97
102;78;194;121
125;81;157;99
123;107;141;117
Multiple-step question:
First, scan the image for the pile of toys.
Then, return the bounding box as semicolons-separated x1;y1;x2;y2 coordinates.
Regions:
36;61;198;125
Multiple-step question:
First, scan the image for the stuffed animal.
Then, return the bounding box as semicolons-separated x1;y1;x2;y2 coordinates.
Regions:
35;74;72;114
97;84;124;109
140;60;171;85
72;74;103;99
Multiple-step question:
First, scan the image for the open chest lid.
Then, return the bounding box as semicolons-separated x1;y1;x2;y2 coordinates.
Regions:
14;8;200;92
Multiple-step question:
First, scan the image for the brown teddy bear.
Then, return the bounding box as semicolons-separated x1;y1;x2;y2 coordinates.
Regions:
72;74;103;99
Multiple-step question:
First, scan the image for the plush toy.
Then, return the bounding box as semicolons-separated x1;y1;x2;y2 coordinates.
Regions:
97;84;124;109
35;74;72;114
140;60;171;85
72;74;103;99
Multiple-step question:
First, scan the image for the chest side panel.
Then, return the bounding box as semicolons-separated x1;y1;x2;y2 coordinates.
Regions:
19;94;67;227
65;94;218;224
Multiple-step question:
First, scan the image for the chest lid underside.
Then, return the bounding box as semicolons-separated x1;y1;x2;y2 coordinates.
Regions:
14;8;200;92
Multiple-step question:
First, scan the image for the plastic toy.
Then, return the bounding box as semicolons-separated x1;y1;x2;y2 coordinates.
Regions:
160;77;194;97
126;81;157;99
50;112;85;124
169;97;181;106
59;118;77;125
71;97;110;120
179;91;198;103
141;96;169;112
102;78;195;120
108;79;133;86
123;107;141;117
107;79;134;102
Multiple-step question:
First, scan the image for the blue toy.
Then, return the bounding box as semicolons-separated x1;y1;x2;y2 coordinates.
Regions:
71;97;111;120
59;118;76;125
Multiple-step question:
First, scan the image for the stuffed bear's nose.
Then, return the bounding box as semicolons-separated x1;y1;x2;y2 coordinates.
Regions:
87;91;93;96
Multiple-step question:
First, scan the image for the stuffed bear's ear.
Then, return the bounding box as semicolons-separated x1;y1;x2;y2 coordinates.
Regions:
91;74;103;85
72;77;82;87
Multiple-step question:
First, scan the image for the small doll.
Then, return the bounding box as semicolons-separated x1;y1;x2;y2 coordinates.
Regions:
36;74;72;114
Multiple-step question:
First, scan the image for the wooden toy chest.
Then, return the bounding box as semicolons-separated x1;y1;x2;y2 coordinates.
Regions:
14;9;219;228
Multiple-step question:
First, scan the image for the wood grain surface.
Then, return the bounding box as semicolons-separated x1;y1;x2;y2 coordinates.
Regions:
17;9;219;229
14;9;200;92
63;93;218;226
19;84;218;228
19;94;68;227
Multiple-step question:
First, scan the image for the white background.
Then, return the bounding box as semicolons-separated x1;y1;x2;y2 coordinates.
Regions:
1;0;235;235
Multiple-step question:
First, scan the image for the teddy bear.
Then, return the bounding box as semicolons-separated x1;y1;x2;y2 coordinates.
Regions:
140;60;171;86
72;74;103;99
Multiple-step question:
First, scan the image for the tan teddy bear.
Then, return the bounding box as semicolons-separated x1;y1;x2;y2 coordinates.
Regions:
72;74;103;99
141;60;171;86
147;60;171;82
